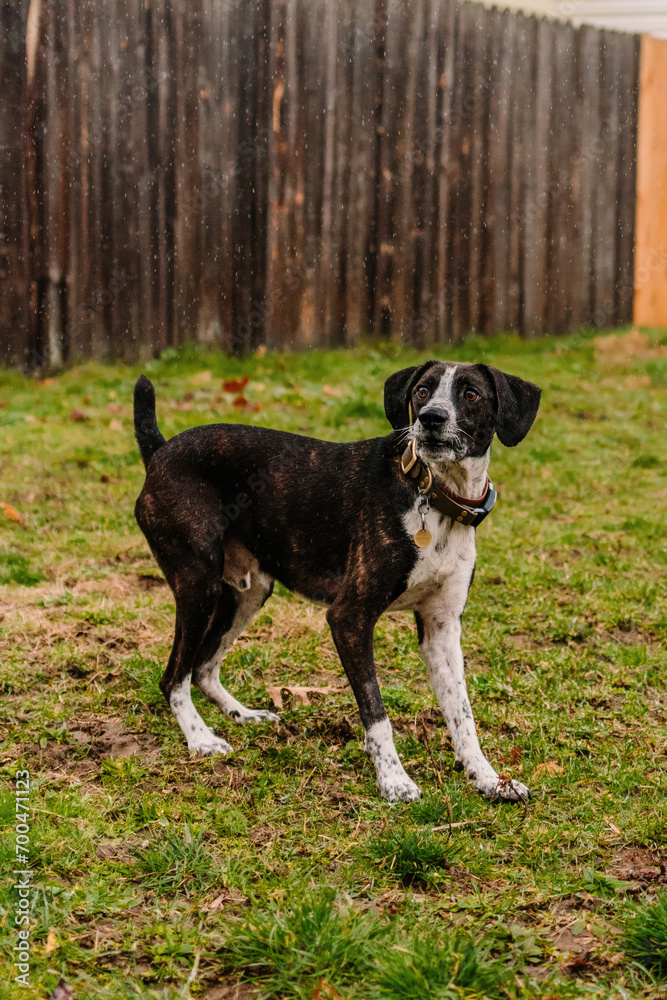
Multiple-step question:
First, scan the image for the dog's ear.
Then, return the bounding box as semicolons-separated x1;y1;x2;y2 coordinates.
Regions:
384;360;438;430
483;366;541;447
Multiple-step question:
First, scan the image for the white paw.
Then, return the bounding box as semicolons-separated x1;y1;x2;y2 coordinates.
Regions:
474;771;531;803
231;708;280;725
378;773;422;804
491;775;531;803
188;735;233;757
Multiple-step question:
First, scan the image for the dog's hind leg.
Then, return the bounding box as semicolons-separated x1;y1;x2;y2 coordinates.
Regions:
161;582;236;758
193;570;280;724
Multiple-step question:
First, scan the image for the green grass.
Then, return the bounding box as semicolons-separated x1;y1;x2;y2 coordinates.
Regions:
0;328;666;998
626;893;667;977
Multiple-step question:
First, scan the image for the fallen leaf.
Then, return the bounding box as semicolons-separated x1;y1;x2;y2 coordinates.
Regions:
323;385;342;397
69;410;88;422
109;419;123;431
0;401;7;408
266;684;343;709
534;761;564;777
223;376;250;393
206;892;227;912
604;818;622;836
233;395;248;409
312;980;345;1000
46;929;58;952
1;502;25;525
25;413;36;422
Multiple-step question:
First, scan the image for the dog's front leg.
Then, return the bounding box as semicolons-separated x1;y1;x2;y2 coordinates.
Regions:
418;590;530;803
327;603;420;803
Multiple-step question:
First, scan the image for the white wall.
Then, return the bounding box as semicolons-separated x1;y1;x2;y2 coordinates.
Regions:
473;0;667;38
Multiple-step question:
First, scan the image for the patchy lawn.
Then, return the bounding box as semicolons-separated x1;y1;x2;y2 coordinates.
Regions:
0;329;666;999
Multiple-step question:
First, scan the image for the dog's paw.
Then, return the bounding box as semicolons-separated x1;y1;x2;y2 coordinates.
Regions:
493;775;531;803
189;735;233;757
379;773;422;804
483;773;531;803
231;708;280;725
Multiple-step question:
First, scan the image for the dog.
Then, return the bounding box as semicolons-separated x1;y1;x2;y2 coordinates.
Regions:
133;360;541;803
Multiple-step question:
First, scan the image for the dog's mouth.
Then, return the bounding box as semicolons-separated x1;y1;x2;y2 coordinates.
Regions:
416;436;467;461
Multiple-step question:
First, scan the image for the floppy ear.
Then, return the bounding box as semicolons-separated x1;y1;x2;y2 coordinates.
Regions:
383;360;438;430
483;366;542;447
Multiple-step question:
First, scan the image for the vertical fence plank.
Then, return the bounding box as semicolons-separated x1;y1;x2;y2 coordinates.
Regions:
577;24;601;328
486;8;514;333
521;17;550;337
616;33;640;325
343;0;376;346
546;20;576;335
593;30;621;328
0;0;29;366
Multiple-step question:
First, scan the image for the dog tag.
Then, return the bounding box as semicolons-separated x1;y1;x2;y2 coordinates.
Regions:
414;491;432;548
414;528;432;548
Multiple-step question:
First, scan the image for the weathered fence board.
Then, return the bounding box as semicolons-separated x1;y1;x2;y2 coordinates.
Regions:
0;0;640;367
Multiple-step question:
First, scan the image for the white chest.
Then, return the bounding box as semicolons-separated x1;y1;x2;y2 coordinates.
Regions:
388;504;477;612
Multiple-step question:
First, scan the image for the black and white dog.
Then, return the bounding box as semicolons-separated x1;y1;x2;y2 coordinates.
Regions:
134;360;540;804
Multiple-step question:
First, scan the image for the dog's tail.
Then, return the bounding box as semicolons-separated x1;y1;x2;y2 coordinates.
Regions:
134;374;167;468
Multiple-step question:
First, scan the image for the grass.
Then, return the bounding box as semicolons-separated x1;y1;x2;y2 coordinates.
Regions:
626;893;667;977
0;327;666;998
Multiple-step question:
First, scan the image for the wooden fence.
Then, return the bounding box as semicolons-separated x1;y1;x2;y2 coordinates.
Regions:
0;0;640;367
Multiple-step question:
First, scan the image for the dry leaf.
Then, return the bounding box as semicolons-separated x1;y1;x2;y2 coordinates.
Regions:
223;376;250;393
323;385;342;397
312;980;345;1000
534;761;564;777
233;395;248;409
1;502;25;525
109;419;123;432
206;892;226;912
45;929;58;952
69;410;88;422
604;818;622;836
266;684;343;709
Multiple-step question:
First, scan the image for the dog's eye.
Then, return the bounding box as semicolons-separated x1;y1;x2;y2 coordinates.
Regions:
464;389;479;402
416;386;429;400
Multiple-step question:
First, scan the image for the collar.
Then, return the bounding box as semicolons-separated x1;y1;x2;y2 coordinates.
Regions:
400;439;497;528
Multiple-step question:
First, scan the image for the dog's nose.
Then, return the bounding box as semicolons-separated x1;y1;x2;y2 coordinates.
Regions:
418;408;449;431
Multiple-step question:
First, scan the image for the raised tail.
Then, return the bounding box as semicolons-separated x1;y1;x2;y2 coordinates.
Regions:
134;374;167;468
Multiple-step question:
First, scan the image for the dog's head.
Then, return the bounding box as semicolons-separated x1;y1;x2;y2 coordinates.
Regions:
384;360;541;461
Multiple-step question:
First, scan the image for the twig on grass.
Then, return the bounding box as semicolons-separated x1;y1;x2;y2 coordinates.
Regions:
431;821;491;832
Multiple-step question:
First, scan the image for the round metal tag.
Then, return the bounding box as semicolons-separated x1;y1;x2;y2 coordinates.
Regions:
414;529;432;548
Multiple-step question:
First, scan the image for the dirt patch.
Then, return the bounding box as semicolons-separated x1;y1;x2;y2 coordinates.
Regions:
249;824;275;847
203;984;258;1000
63;714;160;760
608;847;666;886
594;329;667;367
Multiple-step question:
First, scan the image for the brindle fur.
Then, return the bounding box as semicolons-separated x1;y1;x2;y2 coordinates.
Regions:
133;361;541;803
